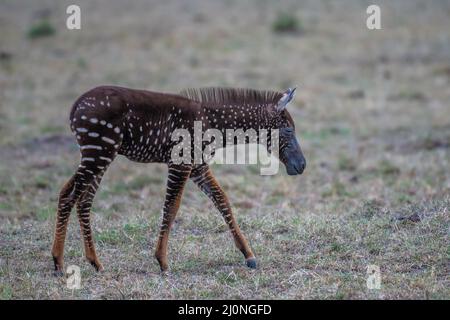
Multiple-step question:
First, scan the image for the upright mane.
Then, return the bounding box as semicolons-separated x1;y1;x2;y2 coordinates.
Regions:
179;87;283;108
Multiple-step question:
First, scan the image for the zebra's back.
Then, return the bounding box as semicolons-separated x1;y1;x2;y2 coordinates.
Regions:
69;85;200;164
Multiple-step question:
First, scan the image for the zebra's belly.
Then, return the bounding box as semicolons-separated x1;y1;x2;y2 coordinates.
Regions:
118;140;169;163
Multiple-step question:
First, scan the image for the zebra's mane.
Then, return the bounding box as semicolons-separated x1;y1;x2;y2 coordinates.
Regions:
179;87;283;108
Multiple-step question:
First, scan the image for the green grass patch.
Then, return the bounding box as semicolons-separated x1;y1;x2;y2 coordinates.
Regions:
110;175;163;194
27;20;56;39
0;202;14;212
378;159;401;176
322;179;353;198
272;13;302;34
0;284;13;300
39;124;65;135
35;206;53;221
123;222;148;241
97;229;122;245
33;175;52;189
216;271;239;285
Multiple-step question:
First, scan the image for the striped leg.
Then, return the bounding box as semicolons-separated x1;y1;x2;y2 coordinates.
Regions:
190;165;256;268
155;164;192;272
51;164;102;275
76;173;104;271
51;174;77;275
52;137;118;275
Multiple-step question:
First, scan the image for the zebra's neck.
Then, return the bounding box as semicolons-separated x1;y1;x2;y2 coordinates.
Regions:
201;103;272;134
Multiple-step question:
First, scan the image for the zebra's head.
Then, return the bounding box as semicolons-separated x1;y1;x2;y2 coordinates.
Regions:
271;88;306;175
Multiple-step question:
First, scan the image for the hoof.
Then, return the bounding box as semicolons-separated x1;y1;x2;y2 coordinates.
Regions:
159;264;169;274
54;269;65;277
156;259;169;273
52;256;64;276
89;260;104;272
245;257;257;269
160;270;170;277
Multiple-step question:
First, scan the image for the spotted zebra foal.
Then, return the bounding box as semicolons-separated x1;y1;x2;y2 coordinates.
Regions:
51;85;306;274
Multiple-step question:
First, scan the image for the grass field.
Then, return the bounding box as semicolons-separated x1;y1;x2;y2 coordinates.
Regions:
0;0;449;299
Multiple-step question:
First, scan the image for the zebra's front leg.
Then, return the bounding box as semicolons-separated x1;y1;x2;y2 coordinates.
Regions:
190;165;256;269
155;164;192;272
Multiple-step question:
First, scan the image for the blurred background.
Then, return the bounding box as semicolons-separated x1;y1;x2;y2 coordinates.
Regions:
0;0;449;299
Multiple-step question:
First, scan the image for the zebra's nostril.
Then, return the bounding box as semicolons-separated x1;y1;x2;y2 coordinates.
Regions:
296;161;306;174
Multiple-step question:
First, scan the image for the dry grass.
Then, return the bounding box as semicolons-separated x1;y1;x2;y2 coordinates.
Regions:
0;0;449;299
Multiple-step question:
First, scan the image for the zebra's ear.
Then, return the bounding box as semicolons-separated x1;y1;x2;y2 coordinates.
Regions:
276;87;296;112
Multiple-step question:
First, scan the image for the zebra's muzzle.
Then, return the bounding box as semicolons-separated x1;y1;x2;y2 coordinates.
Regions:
286;157;306;175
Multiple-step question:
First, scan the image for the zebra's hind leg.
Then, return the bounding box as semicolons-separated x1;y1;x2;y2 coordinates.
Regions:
51;159;112;275
52;111;122;274
76;173;104;271
51;174;77;276
51;163;103;275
